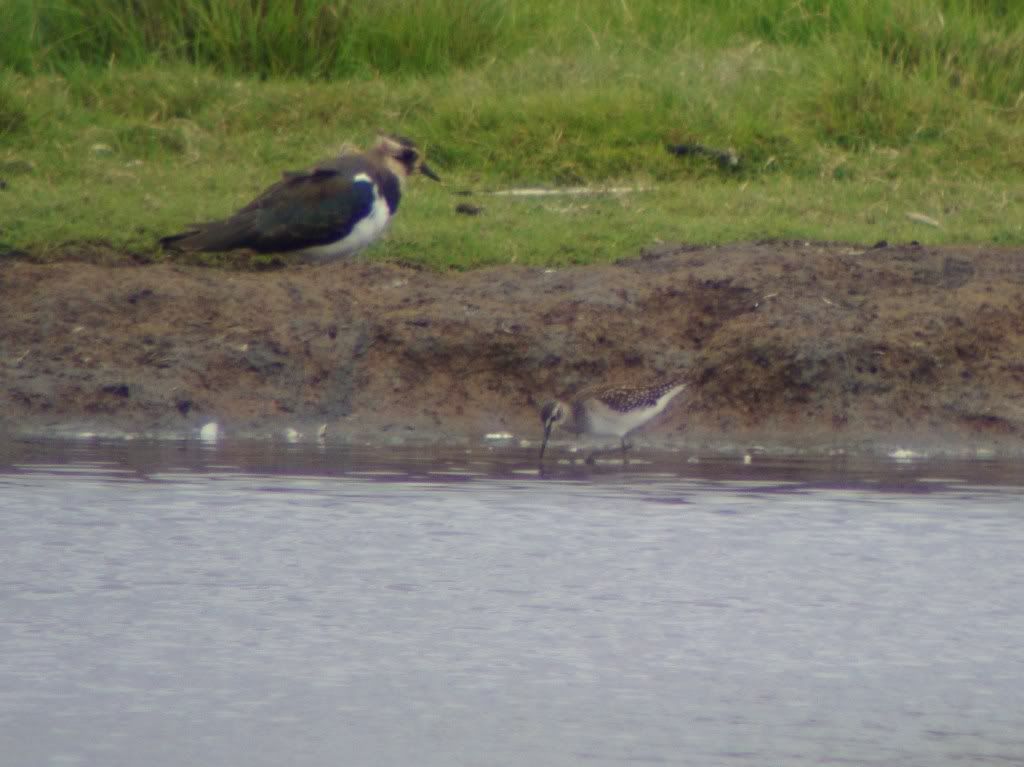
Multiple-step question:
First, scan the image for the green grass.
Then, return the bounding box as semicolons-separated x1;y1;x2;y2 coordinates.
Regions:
3;0;1024;268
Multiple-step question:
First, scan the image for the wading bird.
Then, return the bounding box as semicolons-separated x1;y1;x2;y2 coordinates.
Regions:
539;378;688;465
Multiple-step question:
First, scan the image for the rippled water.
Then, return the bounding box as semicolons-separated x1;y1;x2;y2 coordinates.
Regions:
1;441;1023;767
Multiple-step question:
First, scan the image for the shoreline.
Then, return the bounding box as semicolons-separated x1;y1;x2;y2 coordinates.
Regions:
3;240;1023;458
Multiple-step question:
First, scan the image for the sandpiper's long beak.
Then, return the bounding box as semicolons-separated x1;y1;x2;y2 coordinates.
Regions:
539;423;552;464
420;163;441;181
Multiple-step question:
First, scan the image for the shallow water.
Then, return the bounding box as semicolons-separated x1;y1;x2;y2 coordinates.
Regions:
1;441;1023;767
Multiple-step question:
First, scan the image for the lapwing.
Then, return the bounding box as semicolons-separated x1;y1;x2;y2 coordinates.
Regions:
159;134;439;261
539;377;688;465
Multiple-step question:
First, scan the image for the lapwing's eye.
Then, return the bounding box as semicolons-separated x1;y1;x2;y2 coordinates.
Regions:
399;149;418;165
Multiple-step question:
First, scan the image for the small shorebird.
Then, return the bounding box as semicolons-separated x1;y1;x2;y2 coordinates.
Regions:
539;377;688;465
160;134;439;261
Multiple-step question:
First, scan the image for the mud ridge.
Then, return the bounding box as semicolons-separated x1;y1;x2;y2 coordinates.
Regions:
2;241;1023;456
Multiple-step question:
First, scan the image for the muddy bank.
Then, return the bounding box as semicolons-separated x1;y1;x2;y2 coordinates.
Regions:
2;241;1024;456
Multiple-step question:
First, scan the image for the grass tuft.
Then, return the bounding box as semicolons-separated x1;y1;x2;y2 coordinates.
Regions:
0;72;29;135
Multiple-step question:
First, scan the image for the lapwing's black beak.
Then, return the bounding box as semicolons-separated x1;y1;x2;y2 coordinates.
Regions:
539;422;552;464
420;163;440;181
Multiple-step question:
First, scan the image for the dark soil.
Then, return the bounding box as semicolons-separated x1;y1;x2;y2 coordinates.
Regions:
3;240;1024;455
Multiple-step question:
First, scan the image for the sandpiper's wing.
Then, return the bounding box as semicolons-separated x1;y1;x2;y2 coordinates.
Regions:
160;156;381;254
580;378;688;412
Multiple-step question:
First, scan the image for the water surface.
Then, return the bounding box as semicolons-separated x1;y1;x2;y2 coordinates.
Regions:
1;441;1022;766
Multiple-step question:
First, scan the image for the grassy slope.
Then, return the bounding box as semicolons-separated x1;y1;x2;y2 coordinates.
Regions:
2;0;1024;268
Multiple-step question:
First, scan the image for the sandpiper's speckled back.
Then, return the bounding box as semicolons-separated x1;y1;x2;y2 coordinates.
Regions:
540;375;689;459
583;378;688;413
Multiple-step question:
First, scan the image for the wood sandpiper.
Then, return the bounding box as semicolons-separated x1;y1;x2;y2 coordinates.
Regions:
539;377;688;465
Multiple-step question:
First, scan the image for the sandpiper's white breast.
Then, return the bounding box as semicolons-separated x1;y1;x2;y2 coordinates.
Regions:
301;174;392;262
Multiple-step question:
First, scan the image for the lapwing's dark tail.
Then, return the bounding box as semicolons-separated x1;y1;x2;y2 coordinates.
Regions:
158;217;256;253
158;231;195;250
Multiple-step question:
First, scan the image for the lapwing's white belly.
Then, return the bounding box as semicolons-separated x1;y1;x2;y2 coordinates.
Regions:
301;176;392;262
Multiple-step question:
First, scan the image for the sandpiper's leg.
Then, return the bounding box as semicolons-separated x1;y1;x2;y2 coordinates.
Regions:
621;438;631;465
585;451;597;465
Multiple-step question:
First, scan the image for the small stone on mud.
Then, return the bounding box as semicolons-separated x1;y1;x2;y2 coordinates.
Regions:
484;432;515;441
888;448;925;461
199;422;220;442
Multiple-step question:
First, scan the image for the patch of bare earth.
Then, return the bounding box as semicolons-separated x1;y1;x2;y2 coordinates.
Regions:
2;241;1023;454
